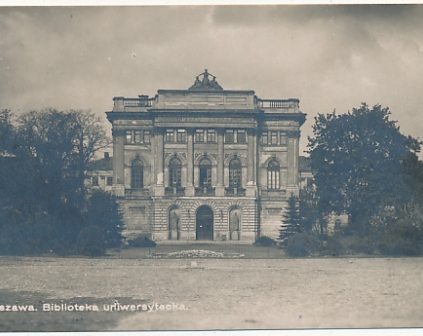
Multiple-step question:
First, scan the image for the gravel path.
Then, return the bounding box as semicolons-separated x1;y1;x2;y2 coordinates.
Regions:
0;256;422;330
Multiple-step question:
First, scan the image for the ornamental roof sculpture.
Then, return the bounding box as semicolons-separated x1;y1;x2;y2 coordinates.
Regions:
188;69;223;91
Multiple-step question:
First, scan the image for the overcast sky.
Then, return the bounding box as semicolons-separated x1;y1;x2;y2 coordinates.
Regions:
1;5;423;156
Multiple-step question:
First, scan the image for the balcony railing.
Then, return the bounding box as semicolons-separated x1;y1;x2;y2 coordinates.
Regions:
113;96;156;111
122;97;155;107
225;187;246;196
165;187;185;196
195;187;215;196
256;98;299;109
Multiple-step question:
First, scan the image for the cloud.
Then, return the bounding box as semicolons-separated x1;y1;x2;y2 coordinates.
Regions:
0;5;422;155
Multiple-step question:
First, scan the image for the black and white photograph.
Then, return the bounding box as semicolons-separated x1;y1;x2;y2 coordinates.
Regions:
1;3;423;333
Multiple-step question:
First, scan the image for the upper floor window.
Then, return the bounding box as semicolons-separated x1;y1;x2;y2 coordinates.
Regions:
225;129;247;143
207;130;216;142
280;132;287;145
125;130;133;143
125;130;151;144
199;158;212;187
261;132;268;145
131;159;144;188
195;129;205;142
237;130;246;143
267;160;280;189
106;176;113;186
143;131;150;144
195;129;216;143
225;130;235;143
169;157;182;187
165;129;175;143
134;131;142;143
177;129;186;143
229;158;242;188
270;131;278;145
92;176;99;186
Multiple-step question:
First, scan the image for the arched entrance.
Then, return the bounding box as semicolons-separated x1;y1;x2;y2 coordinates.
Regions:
196;205;214;240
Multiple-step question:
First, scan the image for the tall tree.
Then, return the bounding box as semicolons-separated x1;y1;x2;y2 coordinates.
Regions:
0;109;111;254
279;193;301;242
308;103;422;233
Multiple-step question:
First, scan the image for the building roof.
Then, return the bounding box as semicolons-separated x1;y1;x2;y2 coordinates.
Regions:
87;156;113;171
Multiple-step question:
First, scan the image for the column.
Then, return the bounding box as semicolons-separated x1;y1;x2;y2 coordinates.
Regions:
185;129;195;196
246;129;256;197
154;128;164;196
215;129;225;197
286;130;300;196
112;127;125;196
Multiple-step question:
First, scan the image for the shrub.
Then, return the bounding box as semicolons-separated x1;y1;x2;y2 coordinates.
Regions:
378;223;423;256
85;190;124;248
76;226;106;256
323;233;376;256
285;233;320;257
127;237;156;248
253;236;276;247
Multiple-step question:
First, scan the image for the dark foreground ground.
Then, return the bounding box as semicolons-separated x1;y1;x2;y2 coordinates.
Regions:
0;245;422;331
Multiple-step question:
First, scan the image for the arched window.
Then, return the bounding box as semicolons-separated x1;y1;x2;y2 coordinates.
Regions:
131;159;144;188
169;157;182;187
199;158;212;187
267;160;280;189
229;158;242;188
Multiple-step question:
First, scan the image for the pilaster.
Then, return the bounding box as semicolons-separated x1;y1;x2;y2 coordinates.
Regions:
112;127;125;187
286;130;300;196
216;129;225;197
186;129;195;196
154;128;165;196
246;129;257;197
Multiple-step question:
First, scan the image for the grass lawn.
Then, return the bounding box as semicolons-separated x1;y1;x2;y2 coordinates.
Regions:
0;247;422;331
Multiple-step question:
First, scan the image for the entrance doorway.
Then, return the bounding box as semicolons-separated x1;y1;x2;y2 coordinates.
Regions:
196;205;214;240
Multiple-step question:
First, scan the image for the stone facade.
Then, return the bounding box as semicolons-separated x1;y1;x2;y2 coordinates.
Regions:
106;70;306;242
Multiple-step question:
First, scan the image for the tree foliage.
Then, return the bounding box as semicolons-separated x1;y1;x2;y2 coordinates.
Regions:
308;103;422;233
85;190;123;248
0;109;120;255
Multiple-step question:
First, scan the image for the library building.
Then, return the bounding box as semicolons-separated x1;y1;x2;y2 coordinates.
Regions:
106;70;306;242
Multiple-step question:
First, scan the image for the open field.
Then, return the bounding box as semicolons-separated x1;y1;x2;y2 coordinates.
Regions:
0;250;422;331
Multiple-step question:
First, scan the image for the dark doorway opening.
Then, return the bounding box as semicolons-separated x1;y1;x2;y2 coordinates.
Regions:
196;205;214;240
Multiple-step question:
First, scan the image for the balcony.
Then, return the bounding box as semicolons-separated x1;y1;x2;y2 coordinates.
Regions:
165;187;185;196
195;187;215;196
225;187;246;196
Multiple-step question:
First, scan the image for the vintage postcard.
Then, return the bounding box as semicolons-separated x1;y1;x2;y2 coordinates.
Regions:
0;4;422;335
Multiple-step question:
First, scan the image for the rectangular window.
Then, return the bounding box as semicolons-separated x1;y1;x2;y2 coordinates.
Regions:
207;130;216;142
177;129;186;143
261;132;268;145
280;132;287;145
143;131;150;144
195;130;204;142
92;176;99;186
225;130;234;143
134;131;142;143
165;129;174;143
271;131;278;145
106;177;113;186
237;130;246;143
125;130;133;143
